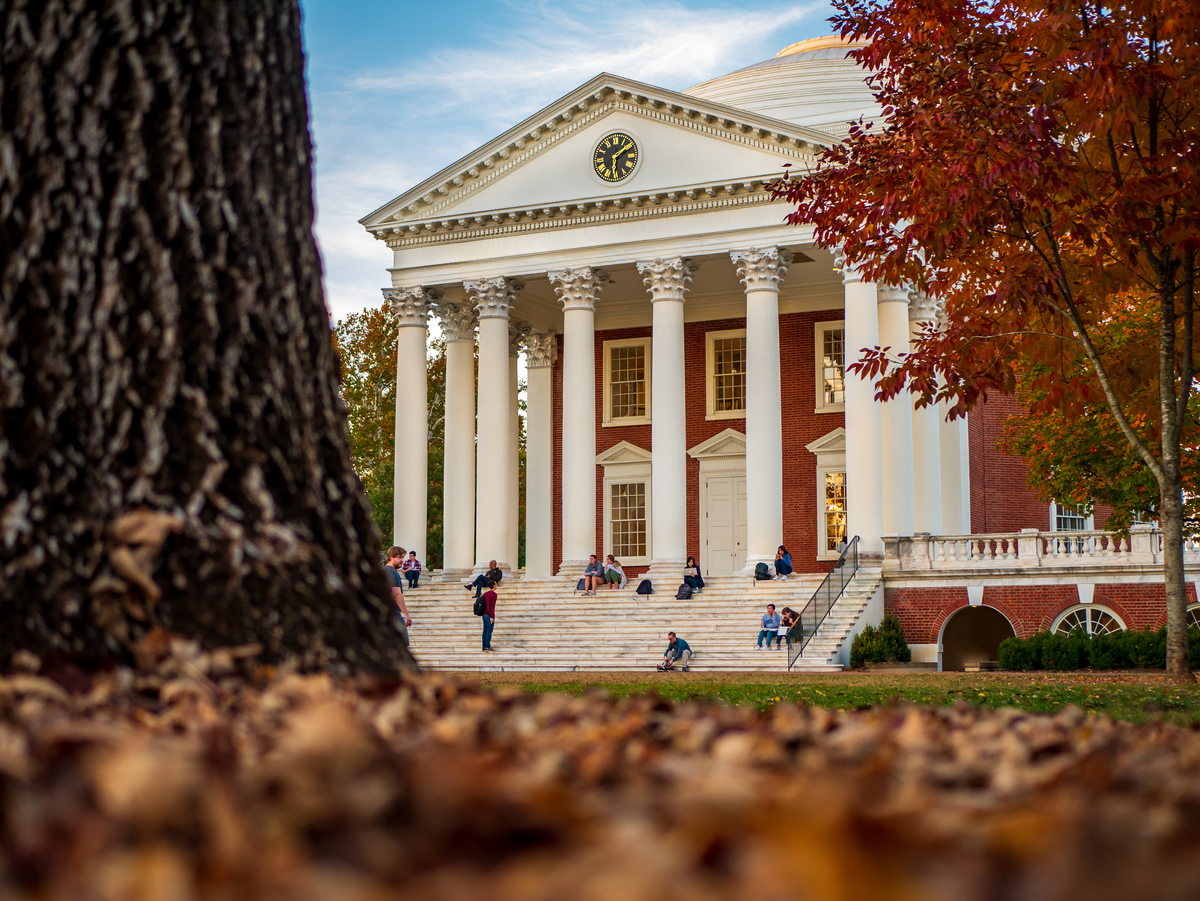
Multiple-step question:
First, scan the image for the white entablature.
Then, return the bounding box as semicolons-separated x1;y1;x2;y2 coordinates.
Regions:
359;73;835;251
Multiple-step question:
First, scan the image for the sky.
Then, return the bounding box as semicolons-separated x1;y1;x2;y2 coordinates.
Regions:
298;0;839;324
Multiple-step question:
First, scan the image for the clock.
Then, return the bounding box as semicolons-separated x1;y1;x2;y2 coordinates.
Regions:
593;132;639;183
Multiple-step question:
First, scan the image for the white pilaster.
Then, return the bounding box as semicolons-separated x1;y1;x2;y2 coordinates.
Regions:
507;324;527;574
524;332;557;578
909;293;943;534
731;247;791;571
385;286;435;562
637;257;696;574
841;259;884;557
465;276;521;571
877;284;915;537
548;267;606;574
940;406;972;533
437;303;477;573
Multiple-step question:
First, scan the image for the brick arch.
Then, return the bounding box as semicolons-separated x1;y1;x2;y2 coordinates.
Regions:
932;598;1023;642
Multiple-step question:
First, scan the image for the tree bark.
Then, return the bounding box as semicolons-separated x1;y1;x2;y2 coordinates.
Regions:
0;0;414;674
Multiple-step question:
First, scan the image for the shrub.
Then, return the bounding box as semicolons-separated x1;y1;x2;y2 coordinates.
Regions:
1120;628;1167;668
850;616;912;668
998;635;1039;671
1040;631;1087;671
999;627;1184;671
1086;632;1130;670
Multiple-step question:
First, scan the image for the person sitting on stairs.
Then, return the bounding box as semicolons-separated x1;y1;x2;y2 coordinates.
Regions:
658;632;691;671
581;554;604;595
757;604;782;650
683;556;704;593
774;546;793;580
465;560;503;598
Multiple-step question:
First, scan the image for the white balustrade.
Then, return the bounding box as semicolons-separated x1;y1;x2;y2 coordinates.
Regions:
885;528;1165;572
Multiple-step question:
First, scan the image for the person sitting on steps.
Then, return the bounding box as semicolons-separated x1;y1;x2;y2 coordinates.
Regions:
683;556;704;593
465;560;503;599
658;631;691;671
757;603;782;650
603;554;626;590
581;554;604;596
774;545;793;580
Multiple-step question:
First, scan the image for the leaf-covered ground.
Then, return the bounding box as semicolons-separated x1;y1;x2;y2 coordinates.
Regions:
3;651;1200;900
469;671;1200;725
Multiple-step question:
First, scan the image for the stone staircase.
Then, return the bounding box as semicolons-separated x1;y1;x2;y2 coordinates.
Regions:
400;568;882;673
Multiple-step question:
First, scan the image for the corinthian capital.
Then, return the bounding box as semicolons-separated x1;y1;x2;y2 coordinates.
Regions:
525;331;558;369
464;276;524;320
908;289;941;323
509;321;531;357
877;284;909;305
384;286;440;328
730;247;793;293
436;303;476;342
548;267;608;313
636;257;697;302
834;249;863;285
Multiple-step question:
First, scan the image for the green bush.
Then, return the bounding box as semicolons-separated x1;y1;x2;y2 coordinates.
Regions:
998;626;1192;671
850;616;912;669
1040;631;1088;671
1120;628;1167;668
1086;632;1130;670
998;635;1039;670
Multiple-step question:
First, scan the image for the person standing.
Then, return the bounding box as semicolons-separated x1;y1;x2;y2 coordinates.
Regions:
757;603;781;650
384;546;412;646
658;632;691;671
401;550;422;589
481;579;498;652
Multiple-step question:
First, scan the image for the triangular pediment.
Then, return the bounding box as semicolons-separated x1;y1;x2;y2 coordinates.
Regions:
362;73;835;247
806;427;846;456
596;441;652;466
688;428;747;460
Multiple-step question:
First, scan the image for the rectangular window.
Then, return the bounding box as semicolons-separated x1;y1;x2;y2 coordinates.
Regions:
1054;503;1089;531
814;321;846;413
603;337;651;425
825;471;848;553
610;482;647;558
705;329;747;420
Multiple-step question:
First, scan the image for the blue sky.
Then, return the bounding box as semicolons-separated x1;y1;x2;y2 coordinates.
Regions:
299;0;839;322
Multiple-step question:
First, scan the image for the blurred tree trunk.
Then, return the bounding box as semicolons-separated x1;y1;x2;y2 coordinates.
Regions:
0;0;413;674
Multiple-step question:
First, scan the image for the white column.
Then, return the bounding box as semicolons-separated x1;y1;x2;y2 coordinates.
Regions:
549;268;606;574
877;284;915;537
909;294;943;534
385;286;435;562
940;406;972;533
637;257;696;574
507;324;527;574
731;247;791;571
436;303;477;573
465;276;521;571
841;260;884;557
524;332;557;578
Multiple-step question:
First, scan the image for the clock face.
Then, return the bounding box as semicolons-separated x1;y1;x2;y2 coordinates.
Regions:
593;132;639;183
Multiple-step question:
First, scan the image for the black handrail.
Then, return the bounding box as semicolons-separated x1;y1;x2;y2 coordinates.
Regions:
787;536;859;672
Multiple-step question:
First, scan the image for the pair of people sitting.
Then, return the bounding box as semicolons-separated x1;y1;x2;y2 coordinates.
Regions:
581;554;626;594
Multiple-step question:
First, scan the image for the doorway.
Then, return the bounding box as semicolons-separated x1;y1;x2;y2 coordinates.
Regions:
704;473;747;575
940;606;1016;672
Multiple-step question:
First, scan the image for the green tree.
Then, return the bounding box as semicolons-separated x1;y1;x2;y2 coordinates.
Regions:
774;0;1200;678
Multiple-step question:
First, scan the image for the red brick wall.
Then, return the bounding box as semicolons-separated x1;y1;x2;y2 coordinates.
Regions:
969;394;1112;533
885;582;1194;643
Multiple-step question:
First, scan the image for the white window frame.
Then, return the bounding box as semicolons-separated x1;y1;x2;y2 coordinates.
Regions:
1050;501;1093;532
1050;604;1126;636
814;320;846;414
807;428;847;560
597;442;653;566
705;328;748;421
602;336;652;427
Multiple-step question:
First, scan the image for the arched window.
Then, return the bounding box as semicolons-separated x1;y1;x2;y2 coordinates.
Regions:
1051;605;1125;636
1187;603;1200;632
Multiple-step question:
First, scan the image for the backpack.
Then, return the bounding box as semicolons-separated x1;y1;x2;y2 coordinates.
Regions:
635;579;653;595
755;562;771;581
675;583;693;601
473;597;485;616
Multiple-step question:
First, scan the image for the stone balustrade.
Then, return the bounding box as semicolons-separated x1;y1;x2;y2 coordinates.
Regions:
883;525;1200;572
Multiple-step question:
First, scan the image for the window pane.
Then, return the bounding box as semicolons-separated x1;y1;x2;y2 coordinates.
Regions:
611;482;647;558
1055;503;1088;531
712;335;746;412
823;329;845;406
610;345;646;419
825;471;847;552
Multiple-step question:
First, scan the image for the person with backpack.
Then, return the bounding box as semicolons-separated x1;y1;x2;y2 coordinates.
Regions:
683;556;704;593
480;579;498;651
774;545;793;580
757;603;781;650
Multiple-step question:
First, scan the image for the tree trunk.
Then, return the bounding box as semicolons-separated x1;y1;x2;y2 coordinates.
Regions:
1160;460;1192;679
0;0;413;675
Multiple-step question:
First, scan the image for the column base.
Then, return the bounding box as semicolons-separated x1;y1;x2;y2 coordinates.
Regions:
741;555;776;575
646;558;687;582
438;568;476;582
557;559;593;579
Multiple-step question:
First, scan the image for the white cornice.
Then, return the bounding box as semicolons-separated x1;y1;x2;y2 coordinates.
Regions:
360;72;833;235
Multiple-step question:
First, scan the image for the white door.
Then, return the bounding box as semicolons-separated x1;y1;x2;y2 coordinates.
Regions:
704;475;748;574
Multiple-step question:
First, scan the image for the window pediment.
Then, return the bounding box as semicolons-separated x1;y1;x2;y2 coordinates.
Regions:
596;441;652;466
688;428;747;460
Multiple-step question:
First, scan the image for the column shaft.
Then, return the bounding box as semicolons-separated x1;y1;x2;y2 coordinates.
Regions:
386;287;434;562
877;286;915;536
940;407;971;533
910;313;942;534
524;333;556;577
842;266;884;557
639;258;695;574
441;325;476;571
507;350;520;572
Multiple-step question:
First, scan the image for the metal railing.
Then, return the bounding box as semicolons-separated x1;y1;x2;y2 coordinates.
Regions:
788;536;859;672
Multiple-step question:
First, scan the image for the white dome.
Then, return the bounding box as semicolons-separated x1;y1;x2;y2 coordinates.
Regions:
685;35;880;138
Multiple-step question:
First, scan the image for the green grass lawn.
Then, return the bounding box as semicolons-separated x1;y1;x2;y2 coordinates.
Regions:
466;671;1200;726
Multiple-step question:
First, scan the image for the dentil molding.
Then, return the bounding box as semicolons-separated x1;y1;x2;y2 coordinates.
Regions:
525;331;558;369
637;257;698;302
436;303;477;342
730;246;793;292
548;267;609;312
384;286;440;327
463;277;524;320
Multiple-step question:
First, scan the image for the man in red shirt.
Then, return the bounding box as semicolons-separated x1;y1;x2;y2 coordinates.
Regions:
481;580;498;652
